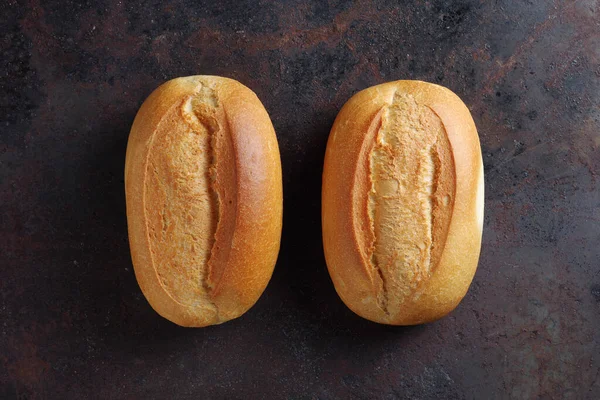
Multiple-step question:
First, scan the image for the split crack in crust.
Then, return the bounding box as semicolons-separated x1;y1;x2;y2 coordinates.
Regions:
144;81;225;317
357;91;456;317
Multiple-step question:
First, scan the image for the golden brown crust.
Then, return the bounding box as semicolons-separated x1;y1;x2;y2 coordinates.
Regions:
322;80;483;325
125;76;283;327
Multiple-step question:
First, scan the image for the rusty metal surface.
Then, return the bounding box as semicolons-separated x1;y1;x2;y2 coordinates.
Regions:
1;0;600;398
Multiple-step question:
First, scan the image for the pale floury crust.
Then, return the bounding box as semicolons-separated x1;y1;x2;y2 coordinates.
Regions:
322;80;484;325
125;76;283;327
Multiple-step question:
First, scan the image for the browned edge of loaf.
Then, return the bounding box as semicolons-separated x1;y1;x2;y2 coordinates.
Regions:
125;76;283;327
322;80;484;325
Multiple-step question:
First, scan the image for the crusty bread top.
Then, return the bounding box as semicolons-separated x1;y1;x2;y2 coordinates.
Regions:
322;80;483;325
125;76;283;327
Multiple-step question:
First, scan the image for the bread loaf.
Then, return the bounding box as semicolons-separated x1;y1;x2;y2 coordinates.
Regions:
125;76;283;327
322;80;483;325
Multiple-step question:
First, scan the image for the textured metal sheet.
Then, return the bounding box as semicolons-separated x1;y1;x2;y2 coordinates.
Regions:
1;0;599;399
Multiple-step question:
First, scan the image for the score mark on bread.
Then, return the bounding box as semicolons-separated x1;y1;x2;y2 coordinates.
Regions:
354;91;456;315
144;83;225;315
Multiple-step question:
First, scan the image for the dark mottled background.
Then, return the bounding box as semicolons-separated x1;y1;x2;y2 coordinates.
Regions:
1;0;599;399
